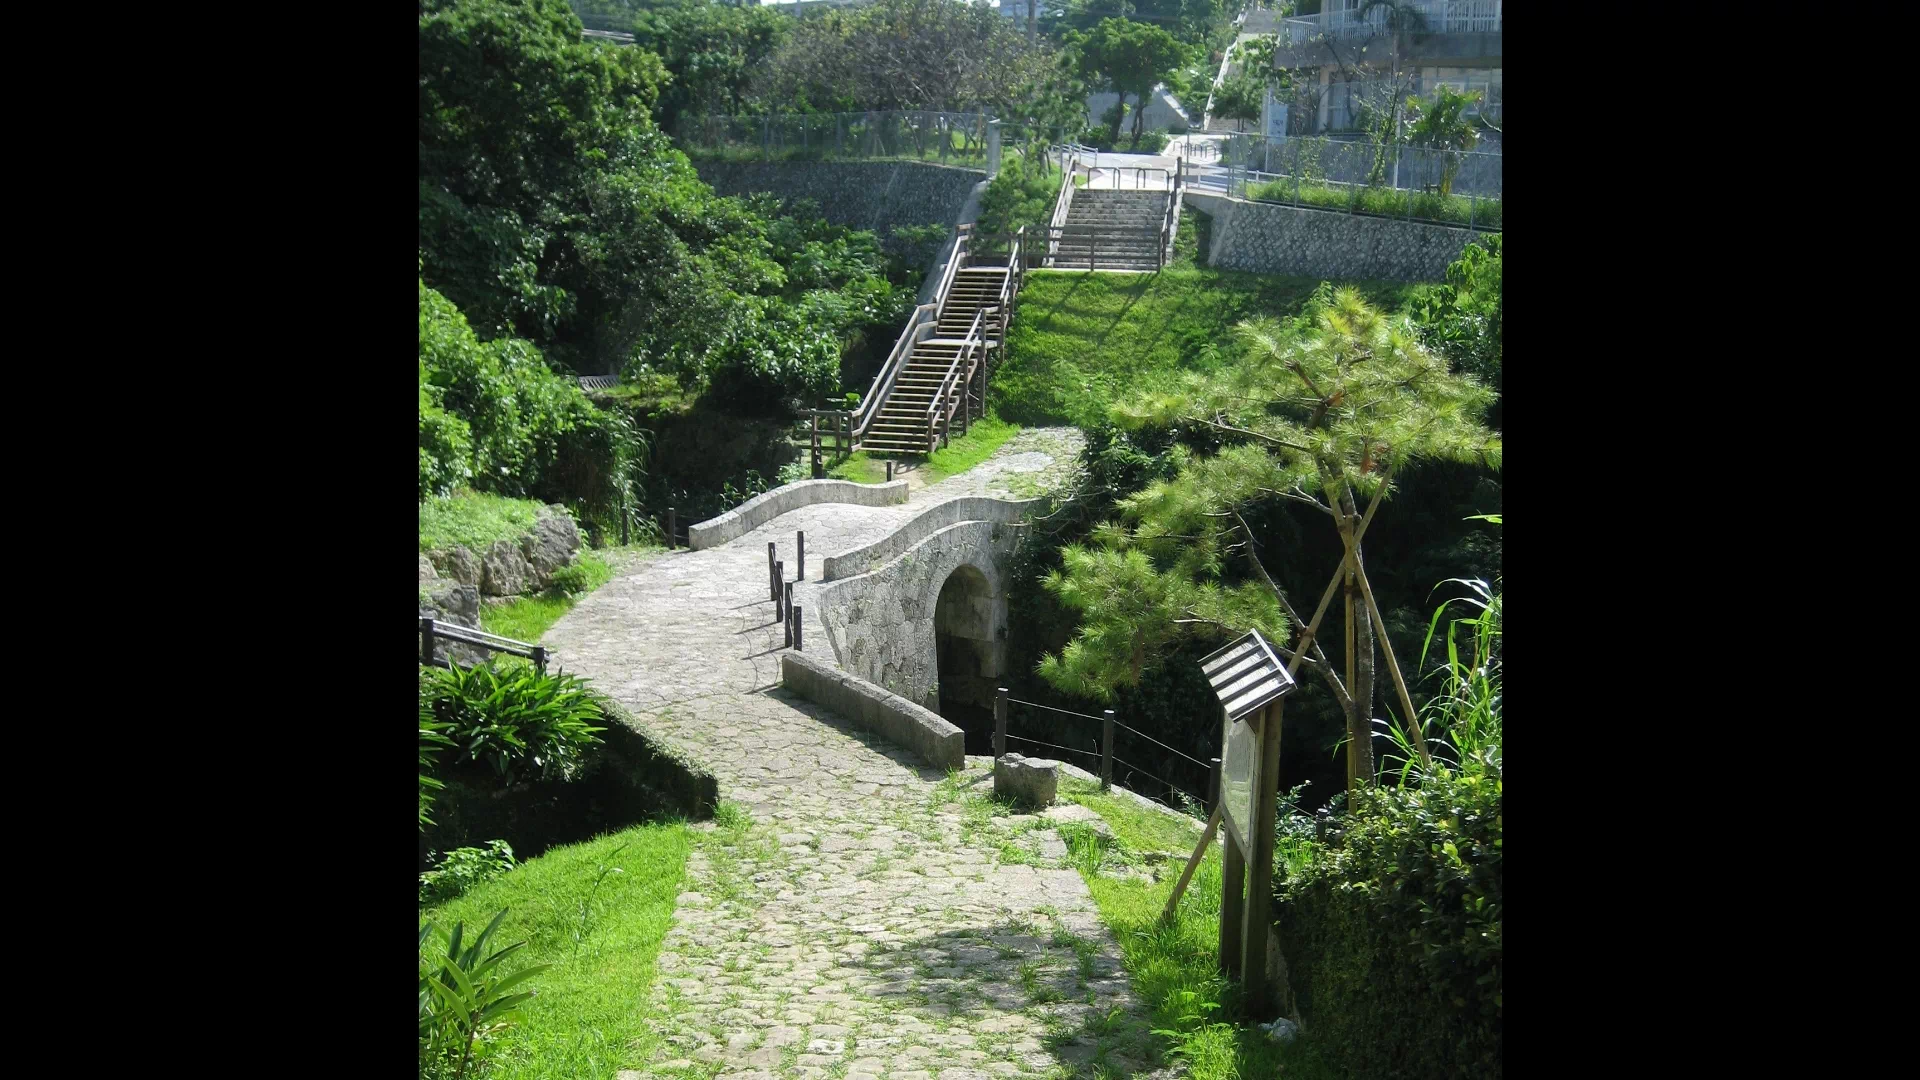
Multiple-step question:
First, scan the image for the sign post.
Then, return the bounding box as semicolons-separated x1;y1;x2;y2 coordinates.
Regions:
1195;629;1298;1014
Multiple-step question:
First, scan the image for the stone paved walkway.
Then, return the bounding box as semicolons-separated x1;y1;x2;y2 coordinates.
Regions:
544;430;1182;1079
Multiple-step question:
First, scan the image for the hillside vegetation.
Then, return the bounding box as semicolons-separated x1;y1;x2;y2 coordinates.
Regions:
998;269;1418;427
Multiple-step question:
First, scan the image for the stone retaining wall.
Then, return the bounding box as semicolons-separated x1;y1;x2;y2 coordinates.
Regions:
821;496;1044;581
692;160;984;241
688;479;910;550
1184;191;1482;282
781;651;965;771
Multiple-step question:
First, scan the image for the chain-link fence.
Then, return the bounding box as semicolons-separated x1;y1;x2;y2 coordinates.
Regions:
1209;133;1502;231
1280;75;1503;136
675;111;1008;165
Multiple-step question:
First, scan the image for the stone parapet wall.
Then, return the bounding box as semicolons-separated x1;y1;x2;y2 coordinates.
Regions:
1184;191;1484;282
821;496;1044;581
802;518;1021;713
689;478;910;550
692;160;984;240
781;651;965;771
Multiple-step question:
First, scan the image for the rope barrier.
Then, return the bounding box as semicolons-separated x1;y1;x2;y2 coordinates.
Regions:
1113;755;1205;807
1003;733;1101;762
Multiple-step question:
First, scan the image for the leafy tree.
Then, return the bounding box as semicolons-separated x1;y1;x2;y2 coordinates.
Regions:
1404;85;1482;195
1064;17;1190;142
626;0;791;131
1042;287;1499;789
759;0;1060;118
1211;70;1264;130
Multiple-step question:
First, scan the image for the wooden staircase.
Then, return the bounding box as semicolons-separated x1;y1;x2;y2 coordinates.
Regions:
862;267;1009;454
808;226;1027;467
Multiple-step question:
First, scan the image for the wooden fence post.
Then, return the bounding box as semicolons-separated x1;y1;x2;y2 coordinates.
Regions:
784;586;794;648
621;492;629;546
775;562;785;619
667;507;676;550
768;543;778;602
420;617;436;667
1101;709;1115;790
1209;756;1223;812
994;687;1008;758
793;605;802;651
531;646;548;676
886;460;895;482
798;531;805;580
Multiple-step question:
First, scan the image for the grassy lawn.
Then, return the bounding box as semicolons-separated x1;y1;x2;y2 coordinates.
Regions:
1049;778;1338;1080
828;413;1023;486
420;822;693;1080
420;491;549;554
479;551;616;644
998;269;1418;428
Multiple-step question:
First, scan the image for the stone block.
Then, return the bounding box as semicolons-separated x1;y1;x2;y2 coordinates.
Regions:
480;538;532;596
994;754;1058;808
429;544;482;587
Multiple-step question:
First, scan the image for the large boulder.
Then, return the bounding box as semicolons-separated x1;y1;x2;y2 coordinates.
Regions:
994;753;1059;808
430;545;483;588
520;509;581;590
480;539;532;597
419;554;438;587
420;583;487;667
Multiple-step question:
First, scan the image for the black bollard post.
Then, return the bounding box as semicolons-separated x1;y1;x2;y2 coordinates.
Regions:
768;543;778;602
775;562;785;620
1101;709;1115;790
994;687;1008;759
667;507;676;549
798;531;805;580
793;605;802;651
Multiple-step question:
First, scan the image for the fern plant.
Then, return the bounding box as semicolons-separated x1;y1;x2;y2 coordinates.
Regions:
419;909;547;1080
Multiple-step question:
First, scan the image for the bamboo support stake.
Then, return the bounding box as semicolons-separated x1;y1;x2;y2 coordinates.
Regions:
1161;805;1222;924
1354;558;1434;771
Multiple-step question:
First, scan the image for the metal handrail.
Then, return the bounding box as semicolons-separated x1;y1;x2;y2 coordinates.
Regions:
924;305;988;450
853;303;936;441
934;226;972;324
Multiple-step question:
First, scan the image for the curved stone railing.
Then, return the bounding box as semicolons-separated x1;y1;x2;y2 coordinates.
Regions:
687;478;910;551
820;496;1044;580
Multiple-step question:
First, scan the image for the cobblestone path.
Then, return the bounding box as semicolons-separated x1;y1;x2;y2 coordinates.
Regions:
544;430;1178;1079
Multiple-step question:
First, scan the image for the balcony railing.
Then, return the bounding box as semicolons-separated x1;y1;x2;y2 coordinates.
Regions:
1281;1;1503;46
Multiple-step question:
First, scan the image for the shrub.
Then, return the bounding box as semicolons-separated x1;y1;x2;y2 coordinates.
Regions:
1276;765;1503;1079
419;908;546;1080
1411;235;1503;427
420;661;607;786
976;154;1063;238
546;561;593;595
421;702;454;831
420;841;517;906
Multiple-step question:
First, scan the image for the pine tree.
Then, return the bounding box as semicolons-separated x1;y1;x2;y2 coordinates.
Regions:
1040;285;1500;788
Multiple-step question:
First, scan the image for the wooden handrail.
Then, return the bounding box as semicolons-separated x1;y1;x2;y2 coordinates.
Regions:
935;226;972;324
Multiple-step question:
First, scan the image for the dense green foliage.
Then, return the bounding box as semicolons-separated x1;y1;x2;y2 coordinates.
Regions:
1412;234;1502;428
420;661;608;787
623;0;791;131
997;269;1416;427
419;280;645;519
420;841;519;907
1277;768;1502;1078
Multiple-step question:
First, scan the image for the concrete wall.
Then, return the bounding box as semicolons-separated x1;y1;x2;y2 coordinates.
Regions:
692;160;985;241
802;518;1022;715
1185;191;1481;283
822;496;1043;581
688;479;909;551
